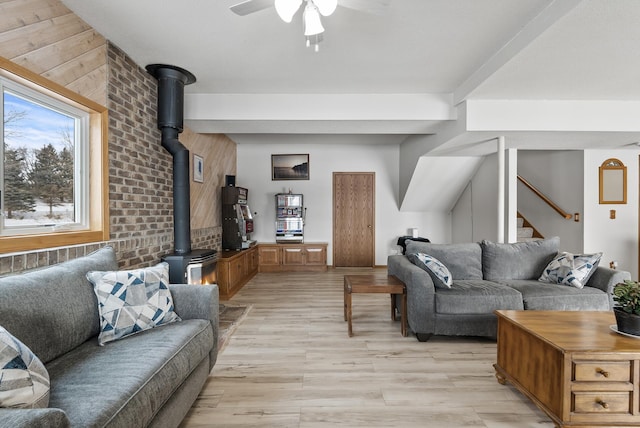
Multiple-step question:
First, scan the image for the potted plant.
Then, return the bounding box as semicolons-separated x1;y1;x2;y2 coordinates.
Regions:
612;280;640;336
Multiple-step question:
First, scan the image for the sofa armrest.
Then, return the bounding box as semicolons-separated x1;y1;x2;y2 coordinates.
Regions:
586;266;631;308
169;284;219;371
387;255;436;294
387;255;437;335
0;408;70;427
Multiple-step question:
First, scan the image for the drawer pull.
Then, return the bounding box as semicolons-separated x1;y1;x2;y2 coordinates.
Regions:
596;368;610;378
596;399;609;409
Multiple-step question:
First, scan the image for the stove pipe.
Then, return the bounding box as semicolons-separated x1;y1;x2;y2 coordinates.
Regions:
146;64;196;255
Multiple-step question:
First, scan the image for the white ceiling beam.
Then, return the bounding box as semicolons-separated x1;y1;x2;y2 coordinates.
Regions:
185;93;455;121
184;93;456;134
185;119;443;135
466;99;640;132
453;0;583;105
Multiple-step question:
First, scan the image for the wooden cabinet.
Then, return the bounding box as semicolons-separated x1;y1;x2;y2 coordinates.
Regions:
282;246;304;265
258;243;327;272
570;356;636;419
258;244;281;267
494;310;640;428
216;246;258;300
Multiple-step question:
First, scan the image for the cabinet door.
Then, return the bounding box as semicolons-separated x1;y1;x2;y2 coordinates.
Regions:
282;246;304;265
229;257;244;287
259;246;281;266
247;247;259;273
216;260;231;295
304;245;326;265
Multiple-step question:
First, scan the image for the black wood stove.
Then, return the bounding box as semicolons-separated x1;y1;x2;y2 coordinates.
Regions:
147;64;217;285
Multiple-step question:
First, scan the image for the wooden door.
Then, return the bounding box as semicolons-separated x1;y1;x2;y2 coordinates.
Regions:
333;172;375;267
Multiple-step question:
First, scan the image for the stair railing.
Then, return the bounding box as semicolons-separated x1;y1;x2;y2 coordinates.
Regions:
517;175;572;220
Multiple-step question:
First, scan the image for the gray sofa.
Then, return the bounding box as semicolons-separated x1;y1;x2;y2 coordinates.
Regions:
388;237;631;342
0;246;218;428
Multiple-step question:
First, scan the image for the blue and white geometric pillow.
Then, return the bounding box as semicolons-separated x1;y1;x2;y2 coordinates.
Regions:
411;252;453;289
539;252;602;289
0;326;50;408
87;262;181;346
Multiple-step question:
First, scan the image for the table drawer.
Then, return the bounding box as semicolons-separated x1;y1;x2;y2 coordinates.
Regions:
572;392;631;414
573;361;631;382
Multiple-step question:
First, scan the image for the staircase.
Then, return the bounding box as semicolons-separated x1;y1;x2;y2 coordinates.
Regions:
516;175;570;243
517;213;543;242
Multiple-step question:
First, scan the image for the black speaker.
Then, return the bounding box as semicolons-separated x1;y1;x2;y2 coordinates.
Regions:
225;175;235;187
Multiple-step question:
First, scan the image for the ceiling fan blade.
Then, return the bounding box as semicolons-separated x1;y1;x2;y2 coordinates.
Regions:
275;0;302;22
338;0;390;15
314;0;338;16
230;0;273;16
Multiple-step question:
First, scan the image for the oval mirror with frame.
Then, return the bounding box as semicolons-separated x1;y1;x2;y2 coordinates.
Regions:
599;158;627;204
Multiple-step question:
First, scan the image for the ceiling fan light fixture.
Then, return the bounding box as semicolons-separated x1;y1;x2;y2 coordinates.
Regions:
313;0;337;16
275;0;302;23
306;34;322;51
303;2;324;36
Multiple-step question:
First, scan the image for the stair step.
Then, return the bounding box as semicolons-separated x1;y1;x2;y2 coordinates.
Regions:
518;237;542;242
517;226;533;238
517;217;524;228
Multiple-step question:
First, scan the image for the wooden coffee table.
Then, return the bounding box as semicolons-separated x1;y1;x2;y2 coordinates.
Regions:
343;275;407;337
494;310;640;428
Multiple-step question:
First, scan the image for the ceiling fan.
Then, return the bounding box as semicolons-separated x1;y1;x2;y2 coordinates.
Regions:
230;0;390;51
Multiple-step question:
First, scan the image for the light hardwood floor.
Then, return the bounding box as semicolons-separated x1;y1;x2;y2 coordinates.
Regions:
180;268;554;427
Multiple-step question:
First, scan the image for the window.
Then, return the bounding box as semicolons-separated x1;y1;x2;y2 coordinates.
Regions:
0;58;108;253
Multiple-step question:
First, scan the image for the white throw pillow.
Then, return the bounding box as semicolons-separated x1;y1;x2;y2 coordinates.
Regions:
87;262;181;345
0;326;50;408
409;252;453;289
539;252;602;289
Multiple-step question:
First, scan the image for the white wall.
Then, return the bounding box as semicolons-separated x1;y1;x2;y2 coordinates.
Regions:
584;150;639;279
236;140;451;265
518;150;584;253
451;181;473;243
451;154;500;243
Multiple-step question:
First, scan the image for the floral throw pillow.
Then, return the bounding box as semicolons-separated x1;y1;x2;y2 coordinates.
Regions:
87;262;181;346
0;326;50;409
539;252;602;289
408;252;453;289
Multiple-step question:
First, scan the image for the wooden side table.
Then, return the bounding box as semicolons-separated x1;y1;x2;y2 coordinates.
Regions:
343;275;407;337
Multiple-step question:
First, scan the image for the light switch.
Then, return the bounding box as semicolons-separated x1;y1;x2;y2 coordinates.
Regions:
610;209;616;219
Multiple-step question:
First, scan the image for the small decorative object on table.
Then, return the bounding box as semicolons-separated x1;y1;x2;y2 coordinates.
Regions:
613;280;640;336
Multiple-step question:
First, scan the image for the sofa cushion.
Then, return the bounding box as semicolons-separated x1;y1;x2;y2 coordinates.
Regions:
46;318;213;427
539;252;602;289
498;279;610;310
435;280;524;315
405;241;482;280
0;246;118;364
0;326;49;409
407;253;452;289
87;262;181;346
481;237;560;280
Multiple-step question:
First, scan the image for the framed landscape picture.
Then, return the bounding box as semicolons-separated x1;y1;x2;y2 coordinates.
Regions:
271;154;309;180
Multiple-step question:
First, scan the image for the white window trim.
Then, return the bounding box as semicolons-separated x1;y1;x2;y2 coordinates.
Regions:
1;80;91;236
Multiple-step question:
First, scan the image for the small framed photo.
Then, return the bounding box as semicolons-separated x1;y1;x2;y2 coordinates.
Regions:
193;154;204;183
271;154;309;180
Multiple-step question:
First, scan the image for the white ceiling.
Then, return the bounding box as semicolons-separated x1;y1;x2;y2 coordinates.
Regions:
59;0;640;212
59;0;640;144
61;0;547;94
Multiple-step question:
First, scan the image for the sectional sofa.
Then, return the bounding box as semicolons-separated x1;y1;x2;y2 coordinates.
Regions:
388;237;630;341
0;246;218;427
